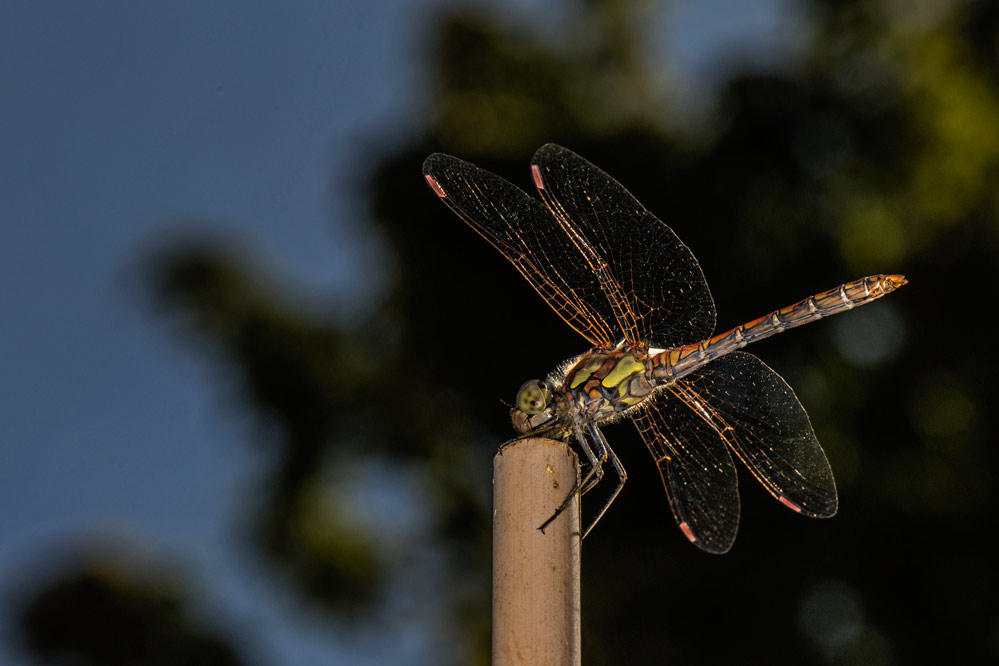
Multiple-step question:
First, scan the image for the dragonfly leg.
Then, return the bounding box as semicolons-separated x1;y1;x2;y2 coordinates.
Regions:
538;425;606;534
577;426;605;497
580;425;627;539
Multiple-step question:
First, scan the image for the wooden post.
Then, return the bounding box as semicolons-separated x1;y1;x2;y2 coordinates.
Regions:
492;437;581;666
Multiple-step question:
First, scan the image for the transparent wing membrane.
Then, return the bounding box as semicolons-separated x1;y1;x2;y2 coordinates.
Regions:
424;153;619;347
676;352;838;518
530;144;716;348
633;392;740;554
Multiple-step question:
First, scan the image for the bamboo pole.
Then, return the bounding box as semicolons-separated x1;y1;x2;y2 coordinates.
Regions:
492;437;581;666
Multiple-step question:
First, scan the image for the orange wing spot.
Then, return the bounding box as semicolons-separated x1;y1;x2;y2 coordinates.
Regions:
778;495;803;513
425;174;446;198
531;164;545;190
679;521;697;543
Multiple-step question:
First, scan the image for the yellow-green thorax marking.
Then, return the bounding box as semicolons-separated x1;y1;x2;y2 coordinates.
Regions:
564;347;653;420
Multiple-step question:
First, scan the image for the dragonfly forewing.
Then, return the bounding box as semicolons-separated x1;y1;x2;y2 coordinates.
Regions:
423;153;619;346
530;144;716;349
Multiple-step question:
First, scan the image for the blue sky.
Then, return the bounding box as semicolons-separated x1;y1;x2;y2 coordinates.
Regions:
0;1;792;663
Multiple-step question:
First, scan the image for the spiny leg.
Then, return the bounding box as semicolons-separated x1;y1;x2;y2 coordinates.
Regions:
580;425;627;539
571;423;607;498
538;425;606;533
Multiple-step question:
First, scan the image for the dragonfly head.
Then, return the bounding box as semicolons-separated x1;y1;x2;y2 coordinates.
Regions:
511;379;557;435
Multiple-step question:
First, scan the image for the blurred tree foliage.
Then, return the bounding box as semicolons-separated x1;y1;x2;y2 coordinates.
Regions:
12;0;998;664
12;554;245;666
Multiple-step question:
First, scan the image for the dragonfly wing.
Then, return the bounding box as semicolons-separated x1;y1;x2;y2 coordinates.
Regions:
424;153;619;347
531;144;716;348
675;351;838;518
633;391;740;554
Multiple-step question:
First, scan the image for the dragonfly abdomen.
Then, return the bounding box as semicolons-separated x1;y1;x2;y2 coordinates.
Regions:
651;274;907;382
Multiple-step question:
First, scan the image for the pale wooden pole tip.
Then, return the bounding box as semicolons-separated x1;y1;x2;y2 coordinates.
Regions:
492;437;581;666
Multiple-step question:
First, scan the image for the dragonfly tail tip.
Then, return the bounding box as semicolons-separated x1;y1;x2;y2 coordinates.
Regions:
882;274;908;292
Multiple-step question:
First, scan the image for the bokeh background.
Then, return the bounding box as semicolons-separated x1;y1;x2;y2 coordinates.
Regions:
2;1;996;664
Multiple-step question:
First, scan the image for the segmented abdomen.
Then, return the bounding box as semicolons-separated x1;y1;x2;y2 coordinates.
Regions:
651;274;907;381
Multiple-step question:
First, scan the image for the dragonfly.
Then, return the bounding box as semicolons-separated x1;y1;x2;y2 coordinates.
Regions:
423;144;906;553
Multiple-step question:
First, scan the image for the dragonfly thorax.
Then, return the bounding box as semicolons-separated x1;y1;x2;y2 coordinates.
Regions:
562;347;655;422
511;347;656;438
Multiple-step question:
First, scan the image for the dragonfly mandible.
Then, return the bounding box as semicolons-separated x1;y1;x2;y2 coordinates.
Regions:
423;144;906;553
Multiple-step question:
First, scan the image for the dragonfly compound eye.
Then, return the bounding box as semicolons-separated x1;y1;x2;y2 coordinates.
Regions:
516;380;549;415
